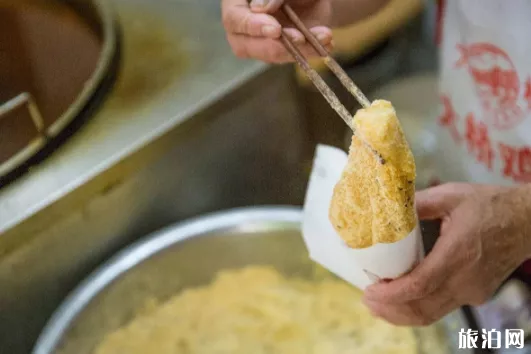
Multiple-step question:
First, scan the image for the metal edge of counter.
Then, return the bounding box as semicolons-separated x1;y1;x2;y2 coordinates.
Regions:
0;63;268;236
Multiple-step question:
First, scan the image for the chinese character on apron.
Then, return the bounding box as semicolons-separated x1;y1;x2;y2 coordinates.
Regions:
436;0;531;186
435;0;531;281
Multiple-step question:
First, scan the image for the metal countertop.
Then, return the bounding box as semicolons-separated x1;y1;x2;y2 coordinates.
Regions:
0;0;266;234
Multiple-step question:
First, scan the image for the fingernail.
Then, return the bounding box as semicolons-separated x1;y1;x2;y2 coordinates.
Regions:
284;30;304;44
250;0;268;9
292;36;305;44
316;33;329;42
262;25;279;37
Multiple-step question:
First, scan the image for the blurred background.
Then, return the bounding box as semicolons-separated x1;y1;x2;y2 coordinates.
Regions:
0;0;451;353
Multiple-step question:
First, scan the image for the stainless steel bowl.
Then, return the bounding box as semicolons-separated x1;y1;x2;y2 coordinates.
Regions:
33;207;471;354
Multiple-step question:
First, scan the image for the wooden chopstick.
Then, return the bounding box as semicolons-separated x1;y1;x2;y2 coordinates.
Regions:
281;4;371;109
279;6;385;163
280;31;355;130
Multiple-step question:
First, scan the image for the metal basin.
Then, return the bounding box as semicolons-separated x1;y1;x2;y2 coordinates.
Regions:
33;207;471;354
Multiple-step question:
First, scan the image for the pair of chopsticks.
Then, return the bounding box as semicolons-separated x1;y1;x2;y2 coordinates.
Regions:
279;4;371;131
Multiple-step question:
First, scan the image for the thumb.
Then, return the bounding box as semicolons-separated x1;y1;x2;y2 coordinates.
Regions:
416;183;469;220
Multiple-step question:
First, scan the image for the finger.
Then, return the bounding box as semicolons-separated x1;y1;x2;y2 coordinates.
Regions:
250;0;285;13
282;28;305;44
416;183;468;220
416;188;451;220
309;26;333;44
227;34;333;63
222;0;281;38
364;300;426;326
364;235;457;303
251;1;328;29
366;292;460;326
284;26;333;44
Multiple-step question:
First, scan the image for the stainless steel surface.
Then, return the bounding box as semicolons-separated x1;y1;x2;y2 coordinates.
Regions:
0;0;117;179
0;64;308;353
0;1;305;351
33;208;471;354
0;93;45;177
0;0;266;232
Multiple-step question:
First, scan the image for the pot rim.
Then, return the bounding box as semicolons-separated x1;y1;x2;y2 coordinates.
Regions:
32;206;301;354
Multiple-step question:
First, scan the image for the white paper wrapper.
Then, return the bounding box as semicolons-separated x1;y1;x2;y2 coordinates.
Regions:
302;144;425;290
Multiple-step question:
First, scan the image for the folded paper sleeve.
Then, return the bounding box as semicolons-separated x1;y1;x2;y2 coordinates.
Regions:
302;145;424;290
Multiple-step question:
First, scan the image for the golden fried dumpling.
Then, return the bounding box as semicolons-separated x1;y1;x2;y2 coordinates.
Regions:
329;100;416;249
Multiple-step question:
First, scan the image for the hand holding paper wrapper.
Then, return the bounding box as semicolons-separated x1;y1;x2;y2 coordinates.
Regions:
302;101;424;290
302;145;424;290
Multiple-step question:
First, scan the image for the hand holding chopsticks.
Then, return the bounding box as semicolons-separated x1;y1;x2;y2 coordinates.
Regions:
221;0;371;131
222;0;332;61
279;4;371;131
